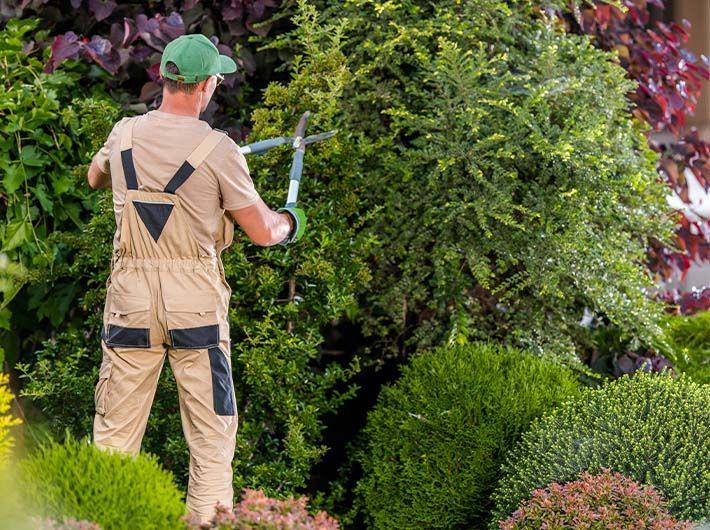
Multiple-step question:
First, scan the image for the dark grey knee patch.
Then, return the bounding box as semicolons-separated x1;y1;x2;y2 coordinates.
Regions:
169;325;219;349
208;347;235;416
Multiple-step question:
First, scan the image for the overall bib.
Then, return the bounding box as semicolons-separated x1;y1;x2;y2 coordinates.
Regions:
93;118;238;522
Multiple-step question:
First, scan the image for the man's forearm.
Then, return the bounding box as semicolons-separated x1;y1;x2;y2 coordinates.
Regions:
87;159;111;189
268;211;294;245
228;198;296;247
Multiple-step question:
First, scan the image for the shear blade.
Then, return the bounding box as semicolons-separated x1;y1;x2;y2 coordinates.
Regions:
302;130;338;146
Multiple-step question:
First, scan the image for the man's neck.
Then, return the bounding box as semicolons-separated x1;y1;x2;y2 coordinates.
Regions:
158;94;202;118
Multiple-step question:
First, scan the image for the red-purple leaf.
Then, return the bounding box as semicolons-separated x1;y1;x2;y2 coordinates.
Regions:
223;1;243;22
133;12;184;51
84;34;120;74
146;62;161;82
88;0;116;22
217;43;232;56
129;43;155;62
45;32;82;73
573;0;710;282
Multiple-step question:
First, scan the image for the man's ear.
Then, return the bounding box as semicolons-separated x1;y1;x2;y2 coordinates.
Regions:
199;77;213;93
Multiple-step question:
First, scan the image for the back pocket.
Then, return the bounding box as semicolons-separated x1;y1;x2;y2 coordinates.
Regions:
165;293;220;349
103;292;151;348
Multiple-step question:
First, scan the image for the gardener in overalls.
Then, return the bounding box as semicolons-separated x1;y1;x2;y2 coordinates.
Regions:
86;33;306;523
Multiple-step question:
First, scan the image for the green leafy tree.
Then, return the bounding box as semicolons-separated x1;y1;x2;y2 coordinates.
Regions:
319;0;676;362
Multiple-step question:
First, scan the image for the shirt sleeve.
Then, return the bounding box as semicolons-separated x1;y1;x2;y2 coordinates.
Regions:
217;139;261;210
91;118;124;177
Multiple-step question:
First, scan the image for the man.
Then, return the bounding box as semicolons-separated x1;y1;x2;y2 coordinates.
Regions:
87;33;307;523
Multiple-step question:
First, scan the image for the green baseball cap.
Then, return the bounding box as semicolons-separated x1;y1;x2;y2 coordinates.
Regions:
160;34;237;84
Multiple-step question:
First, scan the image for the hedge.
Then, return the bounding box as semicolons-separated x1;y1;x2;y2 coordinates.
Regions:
322;0;676;361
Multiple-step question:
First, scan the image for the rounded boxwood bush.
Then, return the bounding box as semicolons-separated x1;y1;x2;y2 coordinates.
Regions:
490;371;710;524
20;437;186;530
355;342;581;529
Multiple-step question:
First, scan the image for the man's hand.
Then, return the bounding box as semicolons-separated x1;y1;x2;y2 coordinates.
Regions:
87;159;111;189
276;206;306;244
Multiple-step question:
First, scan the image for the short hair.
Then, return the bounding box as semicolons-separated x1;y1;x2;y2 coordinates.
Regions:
163;61;199;95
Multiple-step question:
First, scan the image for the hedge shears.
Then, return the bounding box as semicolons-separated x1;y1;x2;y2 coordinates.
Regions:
239;111;337;209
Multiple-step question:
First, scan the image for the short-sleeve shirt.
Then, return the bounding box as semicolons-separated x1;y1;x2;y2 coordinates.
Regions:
91;109;260;256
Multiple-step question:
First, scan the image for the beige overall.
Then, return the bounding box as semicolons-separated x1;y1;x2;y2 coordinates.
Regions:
93;118;238;523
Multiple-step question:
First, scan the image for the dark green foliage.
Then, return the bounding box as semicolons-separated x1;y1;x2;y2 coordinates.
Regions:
20;1;372;496
355;342;581;529
662;310;710;384
0;20;118;314
19;436;186;530
490;371;710;523
17;330;98;439
321;0;676;362
16;318;189;482
222;2;372;493
0;18;120;363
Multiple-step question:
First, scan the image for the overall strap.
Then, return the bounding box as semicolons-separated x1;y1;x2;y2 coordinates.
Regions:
119;118;139;190
164;129;226;194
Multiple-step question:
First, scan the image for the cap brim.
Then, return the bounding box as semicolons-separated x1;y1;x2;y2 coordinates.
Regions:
219;55;237;74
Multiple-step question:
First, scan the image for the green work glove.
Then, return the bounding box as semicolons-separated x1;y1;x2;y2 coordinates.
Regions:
277;206;307;245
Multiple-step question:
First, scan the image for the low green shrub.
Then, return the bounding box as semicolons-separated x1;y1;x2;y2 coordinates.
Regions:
20;437;185;530
37;518;101;530
185;489;340;529
499;468;694;530
662;310;710;384
355;342;582;529
490;371;710;524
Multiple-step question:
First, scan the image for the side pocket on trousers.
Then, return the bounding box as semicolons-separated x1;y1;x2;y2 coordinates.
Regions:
207;347;236;416
94;359;113;416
